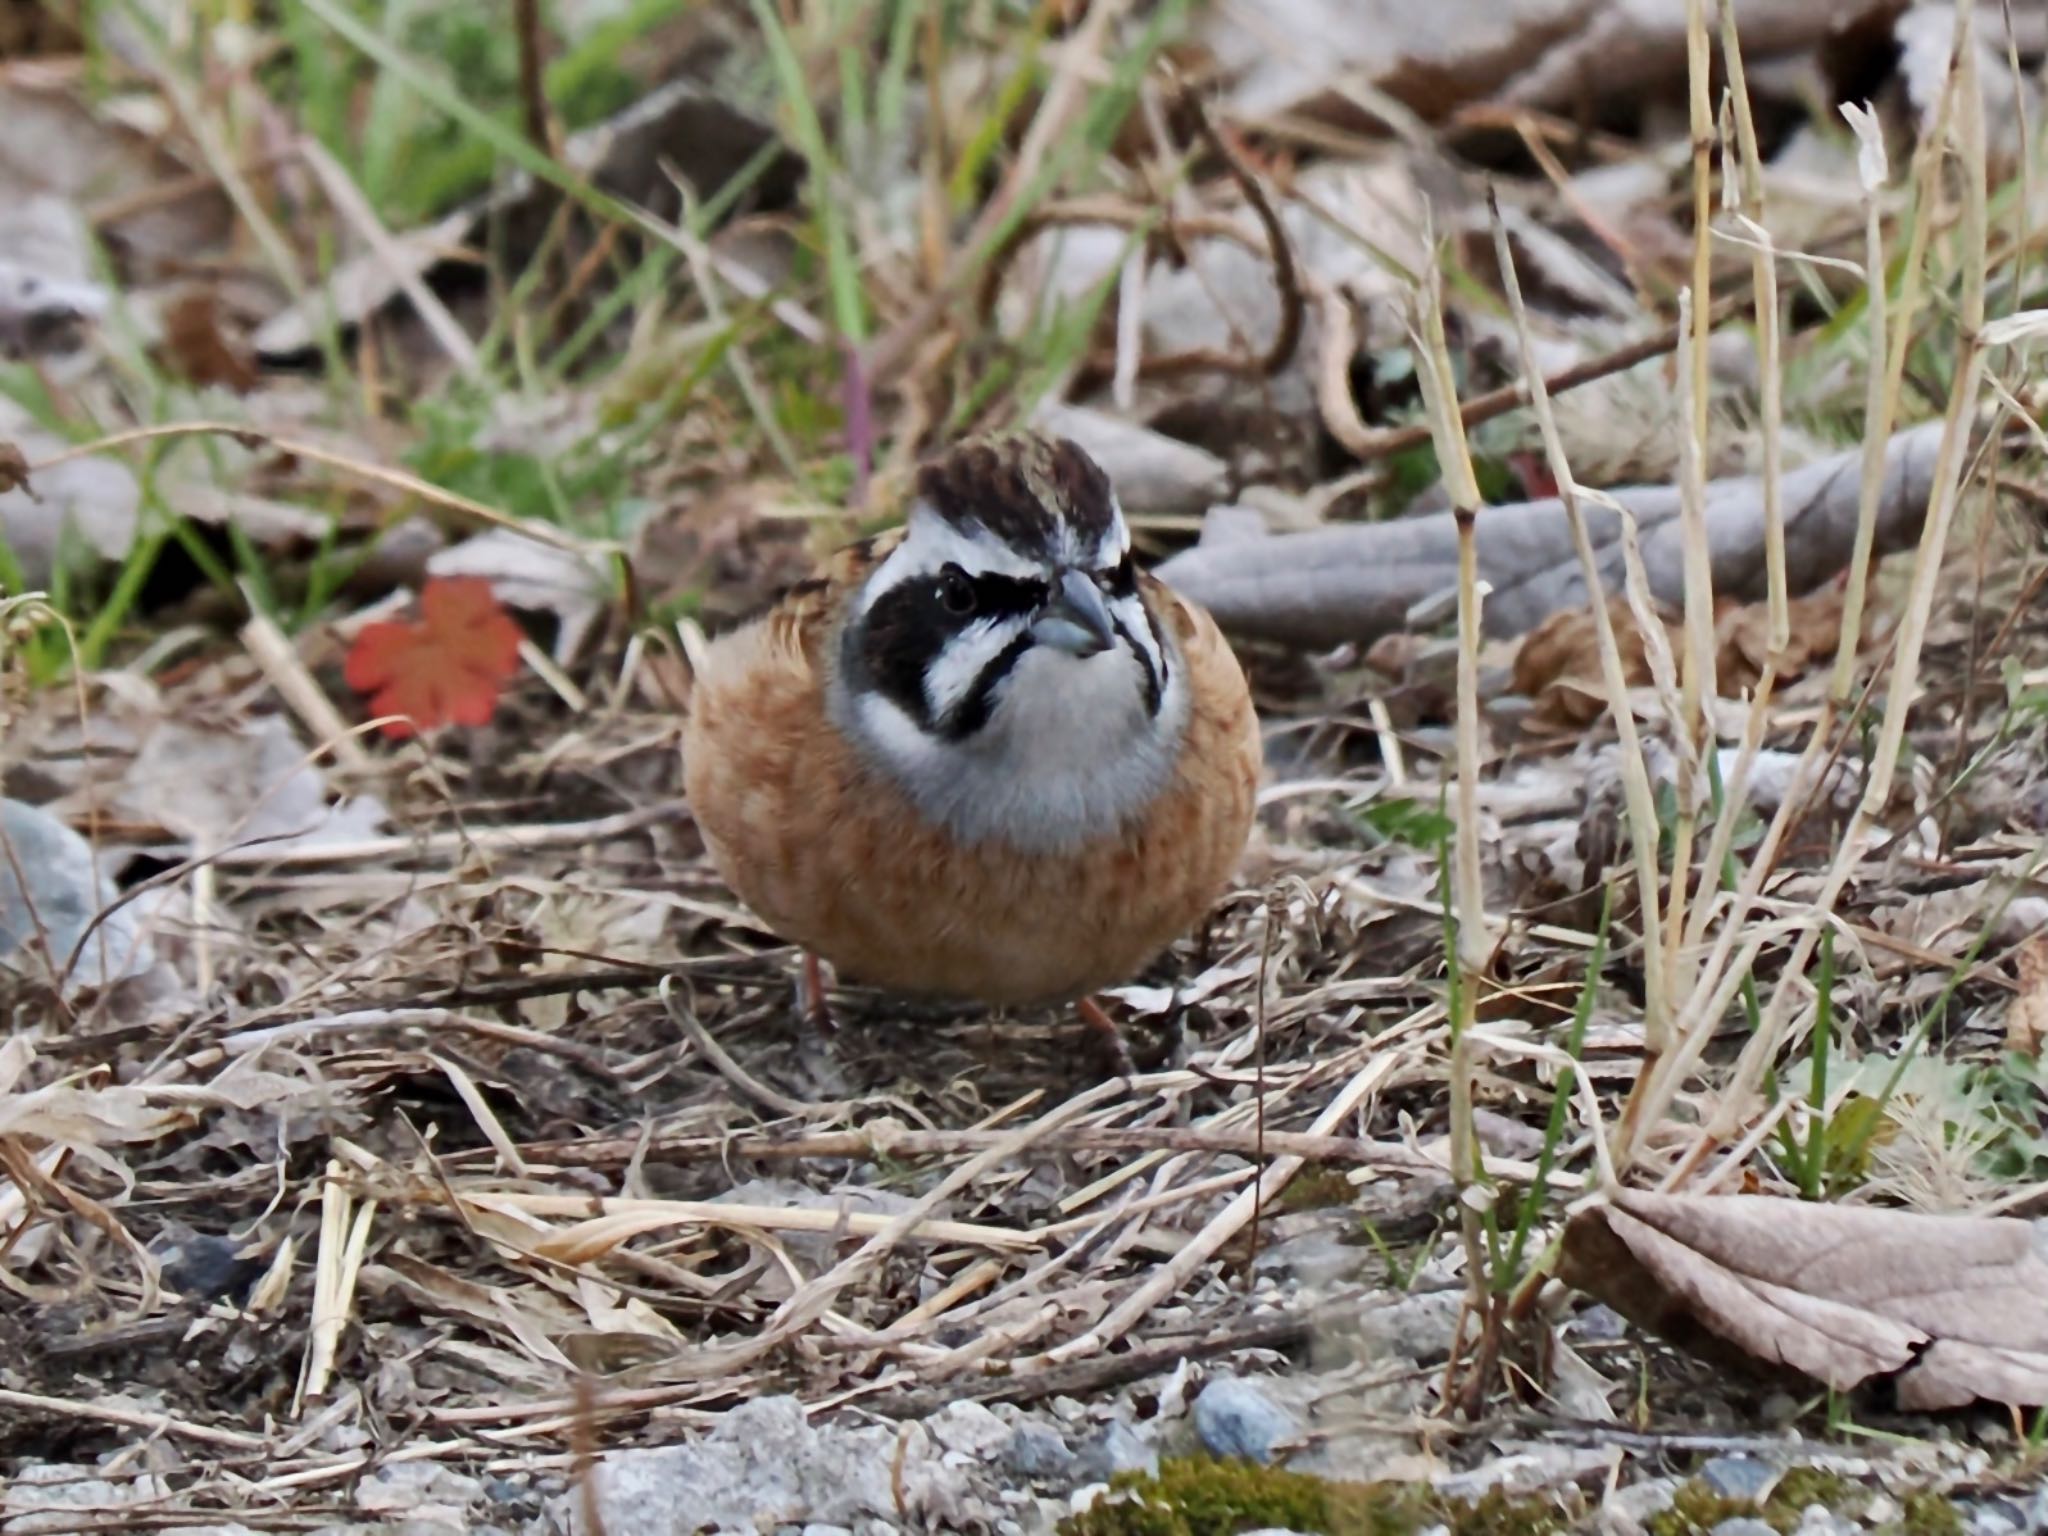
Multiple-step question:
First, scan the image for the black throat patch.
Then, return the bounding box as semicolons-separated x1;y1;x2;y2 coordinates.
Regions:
914;433;1117;562
843;568;1048;740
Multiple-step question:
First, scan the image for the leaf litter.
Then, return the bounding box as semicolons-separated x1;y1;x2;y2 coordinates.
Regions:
0;0;2046;1532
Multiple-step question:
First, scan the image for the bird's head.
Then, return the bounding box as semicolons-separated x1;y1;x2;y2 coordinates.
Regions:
832;433;1188;851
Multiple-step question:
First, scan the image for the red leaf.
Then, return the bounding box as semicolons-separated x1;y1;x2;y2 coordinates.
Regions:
344;576;524;740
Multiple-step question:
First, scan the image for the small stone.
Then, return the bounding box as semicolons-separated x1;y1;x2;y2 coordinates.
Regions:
802;1526;855;1536
1193;1376;1299;1465
1606;1478;1682;1523
1570;1304;1629;1342
1760;1393;1803;1425
1791;1508;1860;1536
1005;1423;1077;1480
356;1463;484;1516
1966;1498;2029;1536
1075;1420;1156;1482
5;1469;172;1535
1251;1230;1361;1286
154;1230;262;1302
1698;1457;1784;1505
1350;1290;1463;1364
1709;1521;1781;1536
0;798;155;991
926;1400;1012;1460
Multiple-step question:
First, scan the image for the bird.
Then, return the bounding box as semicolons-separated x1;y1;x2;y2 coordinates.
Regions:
681;431;1262;1070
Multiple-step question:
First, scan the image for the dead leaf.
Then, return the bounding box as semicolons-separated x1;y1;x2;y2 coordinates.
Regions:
1513;594;1675;731
1558;1189;2048;1411
1714;576;1855;698
0;193;106;358
344;576;525;740
2007;936;2048;1057
159;289;259;393
0;439;29;497
1;397;140;584
0;83;232;282
119;714;385;856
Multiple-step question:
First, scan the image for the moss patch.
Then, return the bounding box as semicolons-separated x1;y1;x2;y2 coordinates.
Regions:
1274;1168;1358;1214
1057;1457;1570;1536
1647;1468;1962;1536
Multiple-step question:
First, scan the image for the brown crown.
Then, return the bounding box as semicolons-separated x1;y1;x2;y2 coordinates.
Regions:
913;433;1116;558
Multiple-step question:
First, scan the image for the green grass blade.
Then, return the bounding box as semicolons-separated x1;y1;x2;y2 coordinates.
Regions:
750;0;869;346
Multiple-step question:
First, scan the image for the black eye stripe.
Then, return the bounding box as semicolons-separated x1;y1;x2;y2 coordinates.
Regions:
1102;553;1137;598
963;572;1047;616
848;569;1048;730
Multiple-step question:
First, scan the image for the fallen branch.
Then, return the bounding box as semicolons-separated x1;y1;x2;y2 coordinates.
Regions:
1159;419;1954;648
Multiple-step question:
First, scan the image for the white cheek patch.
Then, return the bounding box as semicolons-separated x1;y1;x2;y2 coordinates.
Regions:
1106;590;1167;697
923;615;1029;722
859;504;1042;615
853;689;945;777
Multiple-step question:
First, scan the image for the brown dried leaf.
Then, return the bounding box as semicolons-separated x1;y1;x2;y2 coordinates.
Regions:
0;439;28;497
1558;1190;2048;1411
159;290;259;393
1714;577;1856;698
2007;936;2048;1058
1512;594;1675;731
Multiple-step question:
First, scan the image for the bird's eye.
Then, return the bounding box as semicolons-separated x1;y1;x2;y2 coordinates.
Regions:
937;564;977;616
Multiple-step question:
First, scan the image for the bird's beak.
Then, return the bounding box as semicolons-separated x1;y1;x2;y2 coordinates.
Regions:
1031;568;1117;657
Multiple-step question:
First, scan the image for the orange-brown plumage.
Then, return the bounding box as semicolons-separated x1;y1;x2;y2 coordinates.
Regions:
681;436;1261;1013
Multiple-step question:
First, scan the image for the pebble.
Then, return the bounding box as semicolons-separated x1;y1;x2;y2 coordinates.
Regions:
1790;1508;1861;1536
1570;1304;1629;1342
1005;1422;1077;1480
1965;1497;2030;1536
1698;1456;1785;1505
1708;1521;1781;1536
1350;1290;1464;1364
926;1400;1012;1460
1605;1478;1682;1523
1193;1376;1299;1465
1075;1420;1157;1482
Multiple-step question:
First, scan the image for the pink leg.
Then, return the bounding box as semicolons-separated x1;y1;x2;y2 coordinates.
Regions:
797;951;837;1037
1076;995;1135;1077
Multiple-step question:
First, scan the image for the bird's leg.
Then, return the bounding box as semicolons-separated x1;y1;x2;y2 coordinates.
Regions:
1076;995;1135;1077
797;950;837;1037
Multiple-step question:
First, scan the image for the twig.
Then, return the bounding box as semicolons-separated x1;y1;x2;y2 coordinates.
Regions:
1490;187;1666;1068
1127;84;1303;381
1040;1052;1401;1364
216;1006;620;1078
660;977;836;1119
396;1188;1038;1251
300;137;484;380
1344;293;1750;464
29;421;603;556
1411;214;1495;1399
514;0;551;157
239;601;376;776
0;1387;267;1451
483;1122;1442;1173
212;802;686;867
861;1305;1327;1417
